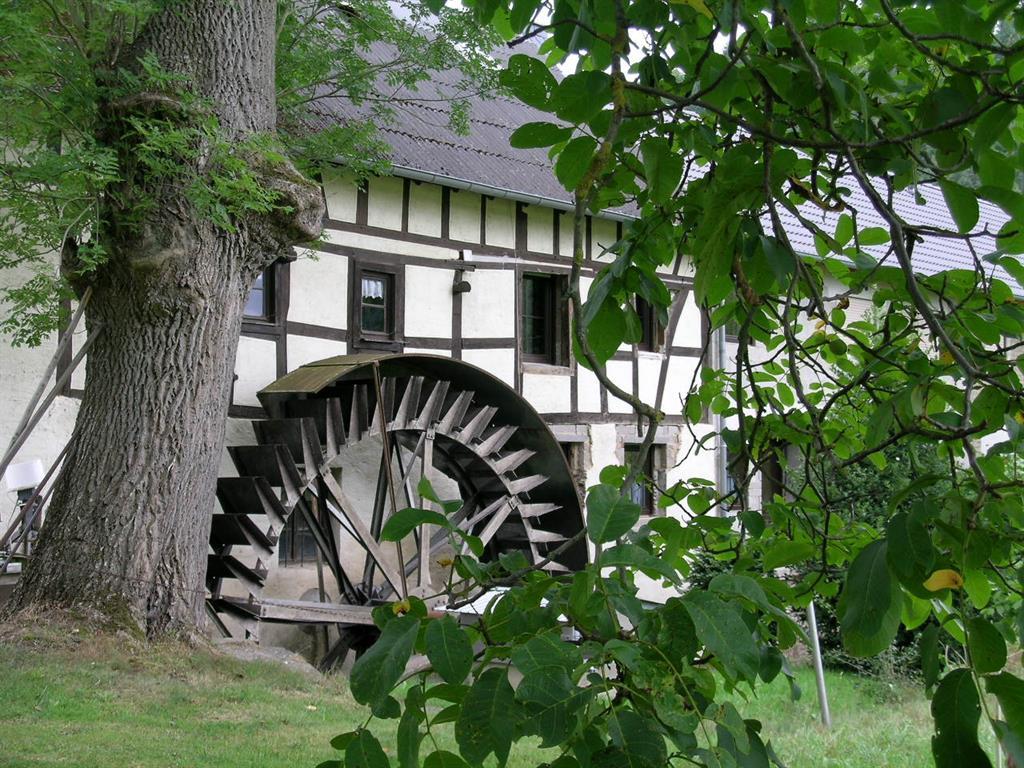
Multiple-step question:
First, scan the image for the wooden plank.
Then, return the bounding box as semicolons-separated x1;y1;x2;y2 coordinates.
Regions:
258;598;378;625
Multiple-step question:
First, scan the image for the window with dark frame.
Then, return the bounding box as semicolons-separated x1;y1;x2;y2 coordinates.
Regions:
277;513;318;567
625;444;665;516
636;297;663;352
351;262;403;350
360;271;393;337
521;273;566;365
243;266;274;322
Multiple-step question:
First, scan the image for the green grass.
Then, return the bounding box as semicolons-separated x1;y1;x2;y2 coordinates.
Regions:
0;620;997;767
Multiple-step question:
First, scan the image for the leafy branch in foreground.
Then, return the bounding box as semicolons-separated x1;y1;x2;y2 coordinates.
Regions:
329;0;1024;766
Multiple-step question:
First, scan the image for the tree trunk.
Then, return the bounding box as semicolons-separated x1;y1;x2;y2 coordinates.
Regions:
7;0;323;636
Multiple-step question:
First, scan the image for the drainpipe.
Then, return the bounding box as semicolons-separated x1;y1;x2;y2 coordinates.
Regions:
716;324;729;503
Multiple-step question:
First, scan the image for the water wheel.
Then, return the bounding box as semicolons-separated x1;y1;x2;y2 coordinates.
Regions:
205;353;586;669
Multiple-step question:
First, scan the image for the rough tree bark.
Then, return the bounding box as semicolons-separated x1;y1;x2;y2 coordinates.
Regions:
8;0;324;636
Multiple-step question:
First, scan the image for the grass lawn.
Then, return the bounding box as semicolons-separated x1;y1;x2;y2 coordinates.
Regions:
0;618;997;767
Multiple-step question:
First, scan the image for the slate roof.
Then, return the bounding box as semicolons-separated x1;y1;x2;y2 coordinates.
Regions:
309;43;1017;289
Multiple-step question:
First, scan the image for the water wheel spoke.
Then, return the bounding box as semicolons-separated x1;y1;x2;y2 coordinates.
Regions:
318;471;405;594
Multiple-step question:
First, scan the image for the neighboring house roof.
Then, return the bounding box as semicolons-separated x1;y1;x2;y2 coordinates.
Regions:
310;42;1019;291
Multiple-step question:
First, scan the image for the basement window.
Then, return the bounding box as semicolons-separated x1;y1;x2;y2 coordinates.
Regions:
624;443;666;517
521;273;568;365
278;514;318;567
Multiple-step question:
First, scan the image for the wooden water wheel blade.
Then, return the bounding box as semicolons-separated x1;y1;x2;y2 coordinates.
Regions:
254;417;322;470
525;528;568;544
216;476;288;533
392;375;424;429
507;474;547;495
413;380;449;429
459;406;497;444
518;502;560;519
209;513;275;556
477;425;517;456
437;390;473;434
228;444;305;499
491;448;534;475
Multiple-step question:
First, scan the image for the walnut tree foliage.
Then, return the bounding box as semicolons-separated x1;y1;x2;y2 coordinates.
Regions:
324;2;1024;768
0;0;496;345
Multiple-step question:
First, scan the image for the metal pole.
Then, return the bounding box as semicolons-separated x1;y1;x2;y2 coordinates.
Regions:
806;600;832;728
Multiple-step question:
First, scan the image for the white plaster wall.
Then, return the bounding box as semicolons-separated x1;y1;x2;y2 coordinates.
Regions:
234;336;278;407
605;360;634;413
485;198;515;249
324;229;458;263
322;167;359;222
673;291;703;348
0;336;79;534
449;189;481;244
287;335;347;371
661;356;700;417
462;270;515;338
637;353;664;407
590;218;618;262
408;183;442;238
526;206;553;254
366;176;404;230
288;252;348;329
404;265;453;339
576;365;603;413
557;211;574;257
460;348;514;388
585;423;619;488
521;371;572;414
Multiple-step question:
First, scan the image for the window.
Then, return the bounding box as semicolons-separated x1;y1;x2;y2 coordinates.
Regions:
521;273;567;365
636;297;664;352
360;272;393;337
351;262;404;350
278;513;319;567
625;444;666;516
244;267;275;322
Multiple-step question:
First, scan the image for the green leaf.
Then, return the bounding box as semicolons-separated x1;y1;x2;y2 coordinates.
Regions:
939;181;980;234
554;136;597;191
987;673;1024;742
966;617;1006;674
974;103;1015;149
602;543;680;584
886;510;936;588
498;55;557;109
858;227;890;246
931;669;992;768
509;122;572;149
762;540;816;570
423;751;471;768
920;624;941;689
587;484;642;544
550;71;611;124
837;540;902;657
835;213;854;246
346;729;391;768
397;707;422;768
425;615;474;685
608;709;667;768
641;137;683;205
682;591;760;681
455;668;517;766
381;507;450;541
585;297;626;364
350;615;420;707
